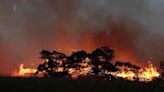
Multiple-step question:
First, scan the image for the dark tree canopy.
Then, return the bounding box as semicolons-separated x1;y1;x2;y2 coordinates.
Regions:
35;47;140;79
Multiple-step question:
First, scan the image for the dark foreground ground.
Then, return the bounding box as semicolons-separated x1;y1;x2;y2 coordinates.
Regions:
0;77;164;92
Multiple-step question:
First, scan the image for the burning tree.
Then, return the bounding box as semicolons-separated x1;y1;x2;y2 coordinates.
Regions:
14;47;161;82
35;47;118;79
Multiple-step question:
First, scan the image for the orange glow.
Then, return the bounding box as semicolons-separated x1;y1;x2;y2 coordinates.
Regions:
116;71;135;80
138;62;160;82
66;57;93;78
112;62;160;81
14;64;37;77
14;62;160;82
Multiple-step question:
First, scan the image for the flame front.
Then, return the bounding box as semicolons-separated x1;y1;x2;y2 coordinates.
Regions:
13;47;162;82
113;62;160;81
15;62;160;82
138;63;160;81
116;71;135;80
14;64;37;77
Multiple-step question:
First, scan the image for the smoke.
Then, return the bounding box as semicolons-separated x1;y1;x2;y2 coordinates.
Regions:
0;0;164;74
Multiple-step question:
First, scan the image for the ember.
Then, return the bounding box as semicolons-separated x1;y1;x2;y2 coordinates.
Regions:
14;47;162;82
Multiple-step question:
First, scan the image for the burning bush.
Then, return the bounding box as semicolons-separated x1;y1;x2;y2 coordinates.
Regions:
14;47;161;82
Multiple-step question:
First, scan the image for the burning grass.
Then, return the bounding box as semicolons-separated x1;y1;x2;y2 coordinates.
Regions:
12;47;162;82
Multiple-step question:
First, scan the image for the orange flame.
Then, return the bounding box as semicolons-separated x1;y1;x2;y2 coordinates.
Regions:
138;62;160;82
116;71;135;80
67;57;92;78
14;62;160;82
113;62;160;81
14;64;37;77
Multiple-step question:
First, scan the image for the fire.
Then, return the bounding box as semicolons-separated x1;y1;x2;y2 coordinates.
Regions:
138;62;160;82
14;64;37;77
116;71;135;80
13;47;162;82
14;63;160;82
113;62;160;82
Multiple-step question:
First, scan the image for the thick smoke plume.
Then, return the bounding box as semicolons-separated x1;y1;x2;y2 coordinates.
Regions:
0;0;164;75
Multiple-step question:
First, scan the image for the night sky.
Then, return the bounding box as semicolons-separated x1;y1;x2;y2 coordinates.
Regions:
0;0;164;75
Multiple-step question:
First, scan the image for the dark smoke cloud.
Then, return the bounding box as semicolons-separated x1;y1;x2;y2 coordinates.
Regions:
0;0;164;74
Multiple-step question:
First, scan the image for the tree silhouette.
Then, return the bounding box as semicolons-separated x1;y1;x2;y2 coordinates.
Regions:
35;47;140;80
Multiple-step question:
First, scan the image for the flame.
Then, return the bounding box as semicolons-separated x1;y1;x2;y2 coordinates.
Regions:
138;62;160;82
116;71;135;80
68;65;92;79
68;68;80;79
14;62;160;82
113;62;160;81
14;64;37;77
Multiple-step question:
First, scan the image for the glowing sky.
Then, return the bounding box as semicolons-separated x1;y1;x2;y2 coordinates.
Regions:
0;0;164;75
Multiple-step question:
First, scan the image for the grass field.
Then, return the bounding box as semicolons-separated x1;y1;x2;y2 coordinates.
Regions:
0;77;164;92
